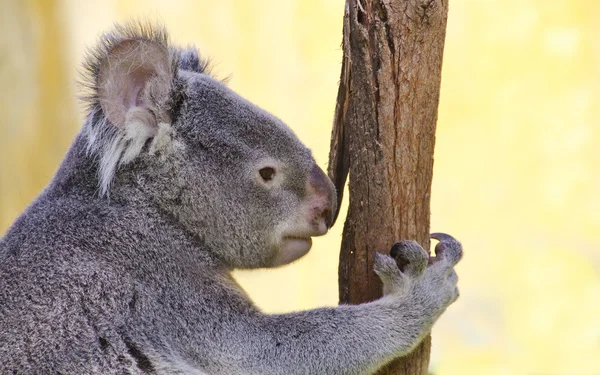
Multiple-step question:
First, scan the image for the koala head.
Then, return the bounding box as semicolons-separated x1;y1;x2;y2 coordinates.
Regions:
80;21;336;269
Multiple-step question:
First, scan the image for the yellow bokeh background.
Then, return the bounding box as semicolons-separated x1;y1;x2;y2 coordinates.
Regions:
1;1;599;374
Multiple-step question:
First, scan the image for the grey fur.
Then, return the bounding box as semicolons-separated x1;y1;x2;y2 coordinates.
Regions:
0;21;461;374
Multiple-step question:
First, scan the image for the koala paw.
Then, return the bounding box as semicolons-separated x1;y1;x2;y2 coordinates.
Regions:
374;234;463;315
373;240;428;296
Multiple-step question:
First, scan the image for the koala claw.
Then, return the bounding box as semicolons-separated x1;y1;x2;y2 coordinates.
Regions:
429;232;455;242
430;232;463;267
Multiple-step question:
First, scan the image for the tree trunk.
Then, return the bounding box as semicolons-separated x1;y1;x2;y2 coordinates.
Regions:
328;0;449;374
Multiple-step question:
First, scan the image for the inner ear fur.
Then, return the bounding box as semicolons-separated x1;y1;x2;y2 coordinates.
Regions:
97;38;173;129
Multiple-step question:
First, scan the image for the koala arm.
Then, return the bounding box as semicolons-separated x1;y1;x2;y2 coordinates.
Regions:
212;235;461;375
250;295;434;374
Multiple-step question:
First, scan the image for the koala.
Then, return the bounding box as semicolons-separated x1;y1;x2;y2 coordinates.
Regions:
0;21;462;375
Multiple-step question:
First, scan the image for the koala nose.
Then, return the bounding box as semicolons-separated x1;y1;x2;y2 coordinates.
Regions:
309;164;336;228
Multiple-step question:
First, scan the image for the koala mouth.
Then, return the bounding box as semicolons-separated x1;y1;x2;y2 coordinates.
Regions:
274;223;330;266
282;236;313;249
274;236;313;266
284;235;312;241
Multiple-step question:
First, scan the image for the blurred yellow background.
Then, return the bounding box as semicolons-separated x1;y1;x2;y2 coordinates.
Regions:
1;0;598;374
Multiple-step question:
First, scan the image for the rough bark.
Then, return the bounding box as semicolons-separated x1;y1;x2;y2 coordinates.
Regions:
328;0;449;373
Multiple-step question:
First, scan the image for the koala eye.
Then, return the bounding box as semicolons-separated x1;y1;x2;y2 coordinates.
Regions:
259;167;276;182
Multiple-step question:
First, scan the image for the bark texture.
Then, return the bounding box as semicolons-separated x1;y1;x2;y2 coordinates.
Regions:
328;0;449;373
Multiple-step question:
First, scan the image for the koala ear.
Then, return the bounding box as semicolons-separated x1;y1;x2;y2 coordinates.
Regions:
81;22;179;196
97;38;173;129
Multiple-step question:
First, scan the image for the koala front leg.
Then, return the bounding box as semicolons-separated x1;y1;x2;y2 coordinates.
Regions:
218;234;462;375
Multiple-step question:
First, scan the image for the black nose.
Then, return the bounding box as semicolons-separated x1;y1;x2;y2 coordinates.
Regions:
309;164;336;228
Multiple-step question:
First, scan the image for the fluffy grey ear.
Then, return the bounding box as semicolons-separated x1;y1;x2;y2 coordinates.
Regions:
80;22;178;196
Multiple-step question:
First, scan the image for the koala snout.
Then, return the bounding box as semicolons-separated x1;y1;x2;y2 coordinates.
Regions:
308;164;336;230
